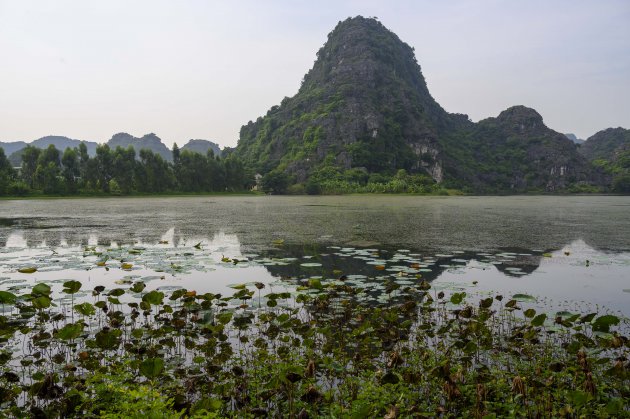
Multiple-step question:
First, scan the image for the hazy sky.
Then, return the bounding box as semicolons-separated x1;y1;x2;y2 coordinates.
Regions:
1;0;629;147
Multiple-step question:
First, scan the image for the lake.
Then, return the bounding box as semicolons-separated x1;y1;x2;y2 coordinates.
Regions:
1;195;630;316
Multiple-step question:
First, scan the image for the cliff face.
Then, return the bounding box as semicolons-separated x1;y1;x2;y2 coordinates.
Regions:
236;16;604;192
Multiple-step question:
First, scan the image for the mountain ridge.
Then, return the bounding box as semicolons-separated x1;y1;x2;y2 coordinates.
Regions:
1;134;226;165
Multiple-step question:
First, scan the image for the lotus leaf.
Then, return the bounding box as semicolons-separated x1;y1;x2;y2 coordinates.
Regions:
142;290;164;305
55;323;83;340
0;291;17;305
62;280;82;294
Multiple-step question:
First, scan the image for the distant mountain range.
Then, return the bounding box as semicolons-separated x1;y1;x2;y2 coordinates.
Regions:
1;134;222;166
1;136;98;165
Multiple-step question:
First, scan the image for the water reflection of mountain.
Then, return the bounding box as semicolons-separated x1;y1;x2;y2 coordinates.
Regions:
252;244;546;282
1;226;546;283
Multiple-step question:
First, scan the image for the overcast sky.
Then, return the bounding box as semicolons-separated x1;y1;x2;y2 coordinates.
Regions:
1;0;628;148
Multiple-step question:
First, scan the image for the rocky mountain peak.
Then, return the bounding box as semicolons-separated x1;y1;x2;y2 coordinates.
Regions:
495;106;545;134
142;133;161;142
110;132;135;143
237;15;453;180
300;16;443;119
107;132;172;161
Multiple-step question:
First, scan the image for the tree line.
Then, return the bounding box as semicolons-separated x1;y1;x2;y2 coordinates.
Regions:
0;143;253;196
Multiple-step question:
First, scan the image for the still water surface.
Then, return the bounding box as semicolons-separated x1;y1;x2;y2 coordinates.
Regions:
1;195;630;315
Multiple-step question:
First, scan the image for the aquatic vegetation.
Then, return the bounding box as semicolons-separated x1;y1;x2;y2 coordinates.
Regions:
0;239;629;416
0;270;628;417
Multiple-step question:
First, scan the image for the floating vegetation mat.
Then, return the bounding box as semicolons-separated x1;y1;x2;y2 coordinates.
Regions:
0;275;629;417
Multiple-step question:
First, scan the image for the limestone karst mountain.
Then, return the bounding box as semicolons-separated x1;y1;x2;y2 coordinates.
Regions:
235;16;603;192
106;133;172;161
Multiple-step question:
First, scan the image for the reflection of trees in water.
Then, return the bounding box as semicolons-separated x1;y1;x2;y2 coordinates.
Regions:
2;224;549;281
1;224;223;249
23;229;46;248
0;222;604;282
2;195;630;254
1;205;628;257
